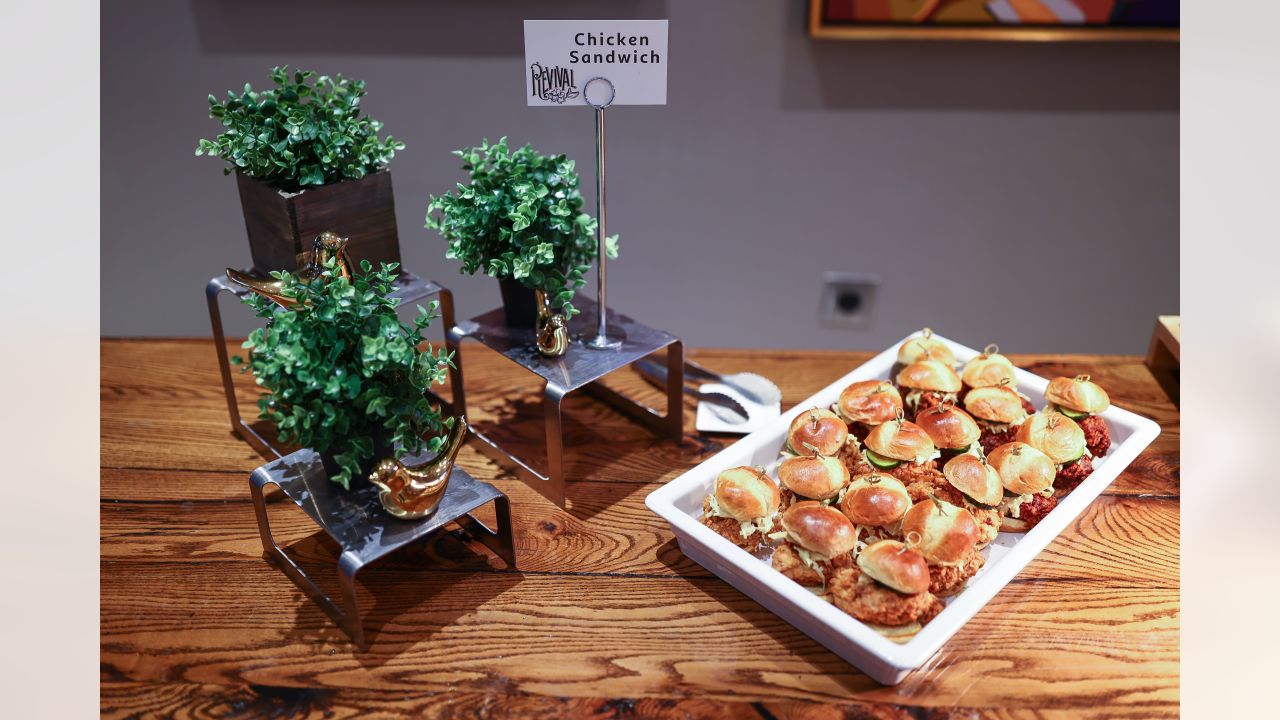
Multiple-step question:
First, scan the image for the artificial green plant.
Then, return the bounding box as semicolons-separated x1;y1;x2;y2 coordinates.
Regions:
233;259;453;489
196;66;404;192
425;137;617;317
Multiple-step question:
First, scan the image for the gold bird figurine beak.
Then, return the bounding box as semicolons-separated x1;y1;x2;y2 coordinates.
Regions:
226;231;354;308
367;417;468;520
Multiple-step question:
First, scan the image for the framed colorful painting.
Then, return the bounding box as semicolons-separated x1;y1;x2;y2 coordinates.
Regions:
808;0;1179;41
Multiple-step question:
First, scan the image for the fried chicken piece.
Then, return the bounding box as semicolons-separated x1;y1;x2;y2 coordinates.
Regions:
838;441;874;478
700;507;768;553
823;550;855;575
978;424;1020;455
1054;454;1094;495
1079;414;1111;457
771;541;854;588
828;566;945;627
778;487;796;511
888;459;941;488
771;541;823;586
968;503;1001;548
1011;492;1057;531
928;548;986;597
896;465;947;501
899;389;948;421
1020;396;1037;415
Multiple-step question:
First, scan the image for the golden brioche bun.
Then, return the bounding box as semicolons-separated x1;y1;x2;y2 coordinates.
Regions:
942;454;1003;506
1016;411;1087;465
781;501;857;558
902;499;979;566
896;329;957;367
838;473;911;526
837;380;903;425
713;466;781;522
857;540;931;595
915;403;981;450
864;419;936;463
987;442;1055;495
778;455;849;501
896;359;962;393
1045;375;1111;415
787;408;849;457
963;386;1027;424
961;349;1018;389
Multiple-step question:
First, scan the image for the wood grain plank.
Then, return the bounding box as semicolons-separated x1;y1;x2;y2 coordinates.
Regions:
101;680;1042;720
100;564;1175;709
100;340;1178;497
100;472;1177;588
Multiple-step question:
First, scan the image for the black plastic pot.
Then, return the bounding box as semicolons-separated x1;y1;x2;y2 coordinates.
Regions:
498;277;538;327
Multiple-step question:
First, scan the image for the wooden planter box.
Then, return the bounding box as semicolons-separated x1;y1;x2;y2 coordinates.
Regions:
236;169;401;274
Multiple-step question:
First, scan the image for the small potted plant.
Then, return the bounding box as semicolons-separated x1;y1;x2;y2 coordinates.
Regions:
233;258;455;489
197;66;405;274
426;137;617;327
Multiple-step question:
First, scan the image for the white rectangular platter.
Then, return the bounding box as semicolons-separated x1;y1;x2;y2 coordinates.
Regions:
645;333;1161;685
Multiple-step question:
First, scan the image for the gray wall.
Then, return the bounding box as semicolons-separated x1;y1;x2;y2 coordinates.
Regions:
101;0;1178;354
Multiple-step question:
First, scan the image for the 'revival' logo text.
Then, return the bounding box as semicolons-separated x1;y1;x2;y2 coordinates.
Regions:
530;62;579;104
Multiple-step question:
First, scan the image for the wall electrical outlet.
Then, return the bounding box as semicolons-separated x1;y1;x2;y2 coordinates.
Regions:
820;272;879;329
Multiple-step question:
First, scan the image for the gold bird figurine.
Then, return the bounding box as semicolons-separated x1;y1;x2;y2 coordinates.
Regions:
535;289;570;357
226;231;353;307
367;416;468;520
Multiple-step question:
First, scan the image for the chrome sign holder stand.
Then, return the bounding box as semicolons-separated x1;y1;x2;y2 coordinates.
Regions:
583;77;625;350
443;76;687;509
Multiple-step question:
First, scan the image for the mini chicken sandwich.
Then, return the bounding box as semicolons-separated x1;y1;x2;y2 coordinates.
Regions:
892;327;957;377
834;380;903;442
1016;410;1093;493
902;496;984;596
915;401;982;464
769;501;857;588
960;344;1017;392
837;472;913;548
940;454;1003;548
785;408;850;457
777;454;849;509
959;345;1035;414
828;539;942;634
1044;375;1112;457
862;414;942;485
963;384;1031;454
699;466;782;552
896;358;963;420
987;441;1058;533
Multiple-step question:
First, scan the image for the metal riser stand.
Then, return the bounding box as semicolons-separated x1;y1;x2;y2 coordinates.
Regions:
446;297;683;508
250;449;515;647
206;269;459;459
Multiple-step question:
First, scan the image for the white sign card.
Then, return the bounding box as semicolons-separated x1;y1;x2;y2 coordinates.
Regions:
523;19;668;106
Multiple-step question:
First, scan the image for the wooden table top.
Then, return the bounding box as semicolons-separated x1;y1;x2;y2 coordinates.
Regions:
101;339;1180;718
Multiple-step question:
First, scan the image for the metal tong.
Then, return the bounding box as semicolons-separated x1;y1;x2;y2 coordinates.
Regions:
682;359;782;408
633;358;752;424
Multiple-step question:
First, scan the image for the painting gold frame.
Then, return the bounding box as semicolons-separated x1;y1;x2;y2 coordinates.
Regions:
807;0;1179;41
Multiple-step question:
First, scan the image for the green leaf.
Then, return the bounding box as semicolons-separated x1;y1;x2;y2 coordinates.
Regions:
196;67;402;191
